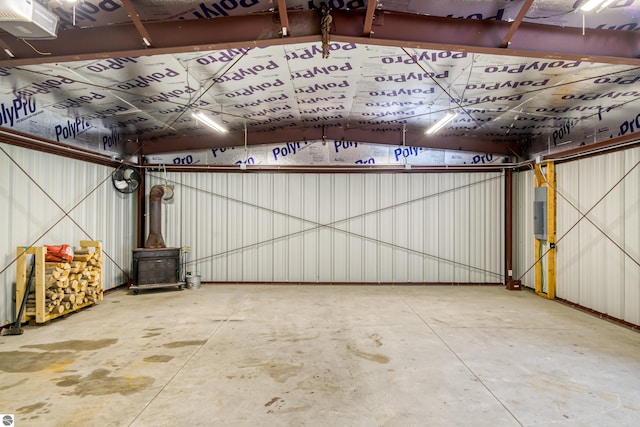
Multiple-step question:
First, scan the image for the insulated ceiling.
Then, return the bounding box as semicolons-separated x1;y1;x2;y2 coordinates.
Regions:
0;0;638;166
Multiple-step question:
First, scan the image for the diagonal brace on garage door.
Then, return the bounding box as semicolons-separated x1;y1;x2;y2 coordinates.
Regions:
152;173;504;280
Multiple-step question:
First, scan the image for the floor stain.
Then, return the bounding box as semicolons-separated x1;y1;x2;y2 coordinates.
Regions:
346;343;390;364
265;396;281;407
0;351;75;373
142;333;162;338
265;397;285;414
144;328;164;331
16;402;48;414
163;340;207;348
22;338;118;352
143;355;174;363
369;333;383;347
264;397;309;414
264;333;320;344
278;404;312;414
296;374;340;393
0;378;28;390
45;359;75;373
55;368;154;396
241;359;304;383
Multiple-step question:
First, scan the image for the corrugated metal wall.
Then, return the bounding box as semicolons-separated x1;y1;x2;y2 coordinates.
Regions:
513;168;535;288
0;143;137;325
556;147;640;325
148;171;505;284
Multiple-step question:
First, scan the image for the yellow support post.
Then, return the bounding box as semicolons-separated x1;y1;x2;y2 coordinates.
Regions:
534;238;543;294
533;161;556;300
546;162;556;300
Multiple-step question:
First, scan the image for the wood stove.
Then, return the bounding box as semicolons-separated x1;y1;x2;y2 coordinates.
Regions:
130;248;181;293
129;185;184;294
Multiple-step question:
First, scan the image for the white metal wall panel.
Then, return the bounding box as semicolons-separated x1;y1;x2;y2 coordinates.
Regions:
424;176;441;281
243;174;260;282
304;175;319;282
453;174;469;282
556;160;581;302
624;148;640;326
556;146;640;325
333;175;349;282
408;176;425;282
513;169;535;288
378;175;395;282
272;174;288;282
226;174;243;282
438;174;456;281
348;174;365;282
393;174;409;283
257;175;274;281
0;143;136;325
363;176;379;283
148;171;505;285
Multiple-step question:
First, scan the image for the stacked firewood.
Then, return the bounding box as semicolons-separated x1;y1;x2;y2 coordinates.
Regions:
26;248;103;315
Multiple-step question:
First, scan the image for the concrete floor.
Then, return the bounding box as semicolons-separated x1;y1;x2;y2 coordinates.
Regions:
1;285;639;427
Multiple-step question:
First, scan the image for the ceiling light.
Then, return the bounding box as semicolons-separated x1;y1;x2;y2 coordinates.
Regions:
192;112;227;133
142;37;151;47
579;0;614;12
425;111;457;135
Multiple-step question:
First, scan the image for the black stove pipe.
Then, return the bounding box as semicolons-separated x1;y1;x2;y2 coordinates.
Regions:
145;185;166;248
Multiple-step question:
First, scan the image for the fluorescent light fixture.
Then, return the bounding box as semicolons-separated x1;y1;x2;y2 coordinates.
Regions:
580;0;614;12
4;48;14;58
192;112;227;133
425;111;457;135
142;37;151;47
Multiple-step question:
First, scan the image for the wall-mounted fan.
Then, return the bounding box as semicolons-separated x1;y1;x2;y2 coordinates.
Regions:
112;166;141;193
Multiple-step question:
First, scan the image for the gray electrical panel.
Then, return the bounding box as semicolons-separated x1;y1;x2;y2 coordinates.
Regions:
534;187;547;240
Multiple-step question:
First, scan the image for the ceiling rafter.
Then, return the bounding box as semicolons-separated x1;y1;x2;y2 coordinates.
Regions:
277;0;290;37
133;127;519;157
120;0;155;48
0;36;12;58
0;10;638;67
363;0;377;36
499;0;535;48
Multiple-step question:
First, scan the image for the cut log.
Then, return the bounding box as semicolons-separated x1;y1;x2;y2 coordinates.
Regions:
49;281;67;290
45;267;63;279
45;290;59;300
73;248;94;255
62;294;76;304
